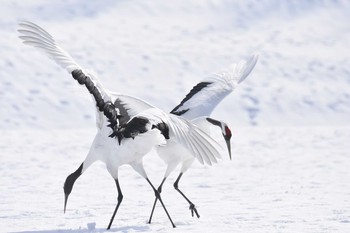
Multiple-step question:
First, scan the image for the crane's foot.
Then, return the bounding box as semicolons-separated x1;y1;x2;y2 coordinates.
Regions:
189;203;200;218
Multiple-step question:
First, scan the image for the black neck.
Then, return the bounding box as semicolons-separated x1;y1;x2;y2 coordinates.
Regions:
63;163;83;196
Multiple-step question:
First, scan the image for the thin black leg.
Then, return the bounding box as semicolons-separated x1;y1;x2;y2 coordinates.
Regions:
107;179;123;230
174;173;200;218
146;178;176;228
148;177;166;224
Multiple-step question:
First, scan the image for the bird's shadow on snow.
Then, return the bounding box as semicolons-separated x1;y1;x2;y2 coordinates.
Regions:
11;225;150;233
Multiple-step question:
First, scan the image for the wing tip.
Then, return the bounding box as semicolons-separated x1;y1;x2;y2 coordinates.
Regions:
17;20;38;30
237;52;259;84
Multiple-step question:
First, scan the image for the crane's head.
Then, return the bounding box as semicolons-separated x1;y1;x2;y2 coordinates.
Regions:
206;117;232;160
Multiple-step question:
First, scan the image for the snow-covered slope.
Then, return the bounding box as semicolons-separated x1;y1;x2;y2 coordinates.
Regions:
1;0;350;129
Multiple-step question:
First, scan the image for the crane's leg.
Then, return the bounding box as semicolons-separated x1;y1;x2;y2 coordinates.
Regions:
146;178;176;228
107;179;123;230
174;173;200;218
148;177;166;224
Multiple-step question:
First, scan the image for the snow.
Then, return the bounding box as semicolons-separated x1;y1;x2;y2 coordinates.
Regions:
0;0;350;232
1;127;349;232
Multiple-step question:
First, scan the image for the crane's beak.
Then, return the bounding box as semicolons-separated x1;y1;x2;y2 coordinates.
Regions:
225;138;232;160
64;194;69;213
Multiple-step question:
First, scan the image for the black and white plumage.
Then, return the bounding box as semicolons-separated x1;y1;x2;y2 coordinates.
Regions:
18;21;223;230
148;53;258;221
171;53;259;119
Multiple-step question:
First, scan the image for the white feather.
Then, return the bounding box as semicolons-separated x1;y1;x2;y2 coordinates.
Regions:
172;53;259;119
18;21;111;129
135;108;222;166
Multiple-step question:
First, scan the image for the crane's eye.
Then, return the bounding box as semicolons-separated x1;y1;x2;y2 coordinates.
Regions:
225;126;232;139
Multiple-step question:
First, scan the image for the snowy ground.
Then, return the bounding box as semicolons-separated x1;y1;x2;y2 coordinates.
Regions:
1;0;350;232
1;127;349;233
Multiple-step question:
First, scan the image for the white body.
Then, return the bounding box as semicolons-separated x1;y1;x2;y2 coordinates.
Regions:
157;117;211;177
85;118;165;179
157;141;195;177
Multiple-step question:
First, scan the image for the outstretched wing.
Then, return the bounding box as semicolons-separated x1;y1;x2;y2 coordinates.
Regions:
18;21;112;129
167;113;222;165
138;108;222;165
171;53;259;119
110;92;155;126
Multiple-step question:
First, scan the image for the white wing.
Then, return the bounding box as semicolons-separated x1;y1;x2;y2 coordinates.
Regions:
110;92;155;126
18;21;111;128
171;53;259;119
191;116;211;134
167;114;222;165
140;109;222;165
18;21;81;73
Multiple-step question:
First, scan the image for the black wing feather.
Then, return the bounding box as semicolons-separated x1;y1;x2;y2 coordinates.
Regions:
170;82;212;116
